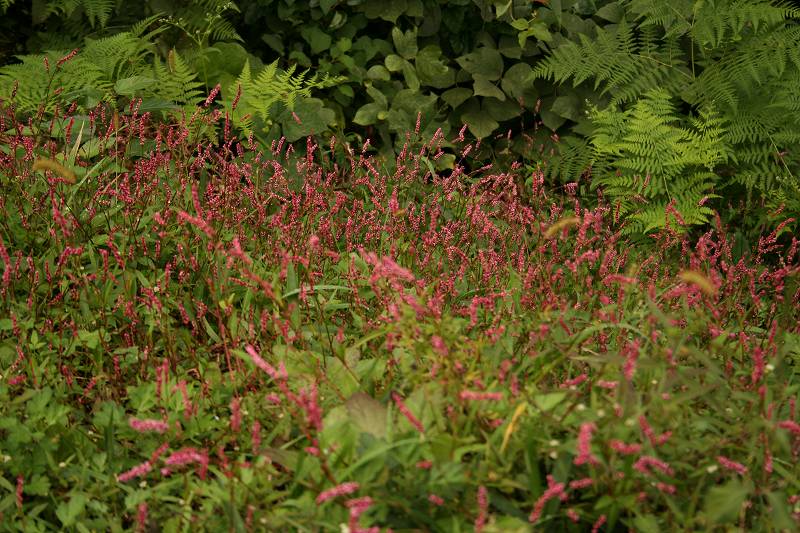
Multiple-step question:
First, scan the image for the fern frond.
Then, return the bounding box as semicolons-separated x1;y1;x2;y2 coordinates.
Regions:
152;49;204;106
588;90;729;233
535;19;688;105
543;135;594;184
80;0;115;28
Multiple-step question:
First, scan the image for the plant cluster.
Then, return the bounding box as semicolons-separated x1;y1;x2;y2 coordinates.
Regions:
3;1;800;237
0;93;798;530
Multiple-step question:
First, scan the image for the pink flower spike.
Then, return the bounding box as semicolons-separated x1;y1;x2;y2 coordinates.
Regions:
475;485;489;532
633;455;674;476
459;390;503;402
569;477;594;489
117;460;153;483
777;420;800;435
609;440;642;456
316;482;360;504
574;422;600;466
428;494;444;506
391;391;425;433
529;475;566;524
591;514;607;533
244;345;286;381
717;456;748;476
128;417;169;434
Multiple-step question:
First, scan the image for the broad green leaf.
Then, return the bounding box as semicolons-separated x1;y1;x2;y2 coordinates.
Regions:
442;87;473;108
320;0;337;14
704;480;749;525
596;2;625;22
385;54;405;72
362;0;408;22
632;515;660;533
494;0;513;18
56;493;87;527
533;391;567;411
518;21;552;48
280;98;336;141
354;103;386;125
113;76;156;96
473;76;506;100
416;46;455;88
484;97;522;121
391;27;418;60
346;393;388;438
766;491;796;531
366;85;389;108
540;108;566;131
300;26;332;54
461;106;499;138
501;62;534;100
401;61;420;91
203;42;249;86
366;65;391;81
551;94;581;121
456;47;504;81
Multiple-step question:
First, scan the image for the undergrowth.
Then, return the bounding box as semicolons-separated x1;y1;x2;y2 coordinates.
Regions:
0;93;798;532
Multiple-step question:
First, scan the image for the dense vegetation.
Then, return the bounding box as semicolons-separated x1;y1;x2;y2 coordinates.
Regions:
0;0;798;531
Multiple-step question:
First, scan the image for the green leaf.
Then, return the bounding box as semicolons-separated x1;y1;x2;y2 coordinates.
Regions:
518;20;552;48
551;94;581;121
366;85;389;108
595;2;625;22
114;76;156;96
501;62;534;100
765;491;795;531
456;47;504;81
510;19;529;31
346;393;388;438
401;61;420;91
484;97;522;121
366;65;391;81
416;46;455;88
386;89;437;133
320;0;338;14
385;54;405;72
354;103;386;125
25;475;51;496
300;26;332;54
56;493;87;527
391;27;418;60
540;109;566;131
442;87;473;108
704;480;749;525
473;76;506;100
461;106;499;139
494;0;513;18
203;43;249;86
533;391;567;412
280;98;336;141
362;0;408;22
632;515;660;533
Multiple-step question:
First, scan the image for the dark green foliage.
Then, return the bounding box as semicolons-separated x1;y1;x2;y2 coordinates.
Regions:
0;3;340;142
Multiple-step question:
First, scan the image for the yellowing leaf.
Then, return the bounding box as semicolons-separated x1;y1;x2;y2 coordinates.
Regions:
678;270;717;297
32;157;76;184
543;216;580;239
501;402;528;453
